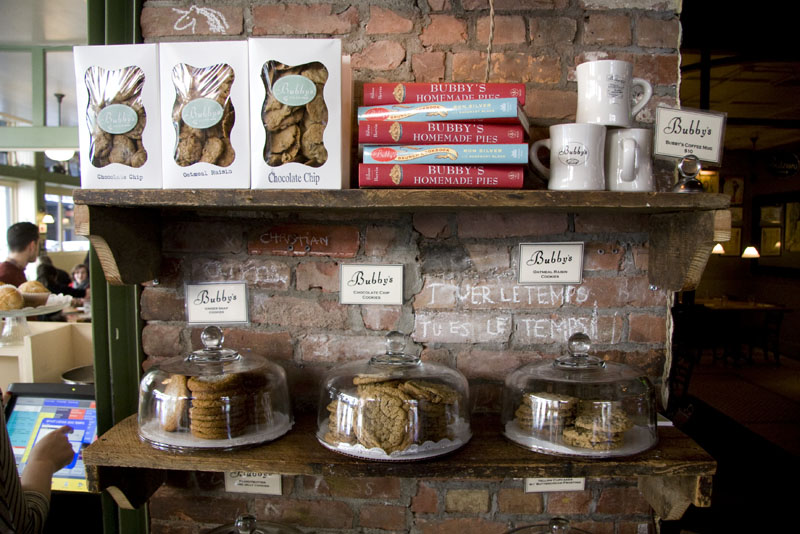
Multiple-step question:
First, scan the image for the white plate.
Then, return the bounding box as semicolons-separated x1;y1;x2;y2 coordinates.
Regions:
138;413;293;451
0;294;72;317
503;420;657;458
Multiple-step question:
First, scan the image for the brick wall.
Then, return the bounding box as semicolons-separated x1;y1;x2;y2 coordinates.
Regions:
138;1;681;532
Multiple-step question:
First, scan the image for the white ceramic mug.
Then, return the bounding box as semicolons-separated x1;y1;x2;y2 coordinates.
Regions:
605;128;654;192
529;123;606;191
576;60;653;127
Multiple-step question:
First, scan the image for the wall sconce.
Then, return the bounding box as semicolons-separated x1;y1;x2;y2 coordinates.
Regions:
41;214;55;225
741;246;760;259
711;243;725;254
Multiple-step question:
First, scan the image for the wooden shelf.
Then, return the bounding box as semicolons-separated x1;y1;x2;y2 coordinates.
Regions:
73;188;730;290
84;413;715;519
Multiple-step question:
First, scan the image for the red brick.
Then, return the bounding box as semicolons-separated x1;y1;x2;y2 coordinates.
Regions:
142;324;185;359
420;347;454;367
514;313;624;345
584;242;626;271
191;257;290;289
296;261;340;292
299;334;386;363
141;288;184;321
471;382;504;412
248;224;359;258
324;476;403;500
445;489;490;513
361;306;403;330
413;311;512;343
456;348;531;380
251;5;358;35
458;212;568;238
634;53;680;87
571;521;614;534
629;313;667;343
252;295;349;329
637;94;676;124
360;504;407;530
145;257;183;288
412;52;446;82
530;17;577;47
477;15;527;45
596;486;652;514
618;521;656;534
413;213;451;238
163;221;243;253
574;213;649;233
605;349;666;377
421;15;467;46
452;51;488;82
149;521;194;534
149;488;247;523
416;518;508;534
465;0;562;8
254;497;353;529
633;244;649;271
413;276;459;310
546;490;592;514
583;14;632;46
428;0;451;10
464;243;511;272
526;89;577;120
456;278;589;310
367;6;414;34
140;6;243;38
352;40;406;71
189;328;293;360
452;51;560;83
578;276;667;308
637;16;681;48
365;224;401;257
411;482;439;514
497;488;544;514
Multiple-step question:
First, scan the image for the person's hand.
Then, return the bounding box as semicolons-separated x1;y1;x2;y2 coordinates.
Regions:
27;426;75;475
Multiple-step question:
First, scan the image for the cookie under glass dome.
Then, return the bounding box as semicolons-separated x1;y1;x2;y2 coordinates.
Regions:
317;331;471;461
501;333;657;458
138;325;293;451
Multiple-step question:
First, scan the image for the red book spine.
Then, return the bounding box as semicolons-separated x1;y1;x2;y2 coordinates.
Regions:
358;121;525;145
358;164;524;189
363;83;525;106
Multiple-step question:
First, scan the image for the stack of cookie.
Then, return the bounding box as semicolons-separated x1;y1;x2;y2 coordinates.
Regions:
514;391;578;439
560;401;633;451
186;374;248;440
323;376;460;455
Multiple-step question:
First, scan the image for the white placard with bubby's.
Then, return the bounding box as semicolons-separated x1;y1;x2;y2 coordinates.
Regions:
518;243;584;284
185;282;249;324
339;264;404;305
653;106;727;164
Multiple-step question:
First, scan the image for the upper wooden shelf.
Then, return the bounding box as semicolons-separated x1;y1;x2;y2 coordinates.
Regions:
84;413;715;519
73;188;730;213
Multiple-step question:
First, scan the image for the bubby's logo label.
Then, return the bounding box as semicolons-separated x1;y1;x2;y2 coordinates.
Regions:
370;147;398;162
97;104;137;134
182;98;224;129
558;142;588;166
273;75;317;107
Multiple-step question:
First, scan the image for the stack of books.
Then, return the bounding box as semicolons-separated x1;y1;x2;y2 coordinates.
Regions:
357;83;528;189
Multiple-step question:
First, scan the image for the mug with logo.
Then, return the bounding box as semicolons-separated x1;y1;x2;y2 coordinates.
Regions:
605;128;654;192
576;59;653;128
529;123;606;191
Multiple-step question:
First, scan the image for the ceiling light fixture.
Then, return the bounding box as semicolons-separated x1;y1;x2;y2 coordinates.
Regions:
741;246;760;259
711;243;725;254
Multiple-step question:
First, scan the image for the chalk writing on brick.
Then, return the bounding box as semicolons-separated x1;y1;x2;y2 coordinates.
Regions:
172;6;229;34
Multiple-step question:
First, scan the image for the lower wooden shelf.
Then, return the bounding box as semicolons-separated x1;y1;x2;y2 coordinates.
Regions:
84;413;715;519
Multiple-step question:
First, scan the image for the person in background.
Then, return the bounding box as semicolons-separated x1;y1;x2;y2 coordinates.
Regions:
36;256;71;288
0;222;39;287
1;388;75;533
70;264;89;291
36;264;87;300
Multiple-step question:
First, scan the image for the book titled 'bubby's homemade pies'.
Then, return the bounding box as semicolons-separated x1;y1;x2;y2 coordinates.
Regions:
159;40;250;189
249;38;350;190
74;44;162;189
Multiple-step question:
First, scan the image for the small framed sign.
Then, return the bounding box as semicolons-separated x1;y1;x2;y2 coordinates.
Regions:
185;282;249;324
340;264;404;305
654;106;727;164
518;243;584;284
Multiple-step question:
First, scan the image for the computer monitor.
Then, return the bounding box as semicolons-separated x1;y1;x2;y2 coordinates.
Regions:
4;382;97;493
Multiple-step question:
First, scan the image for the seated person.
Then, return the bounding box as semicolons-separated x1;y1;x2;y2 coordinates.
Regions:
70;263;89;290
37;256;71;287
36;264;87;299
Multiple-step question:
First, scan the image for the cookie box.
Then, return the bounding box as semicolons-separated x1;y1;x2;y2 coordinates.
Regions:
74;44;162;189
317;332;471;461
159;41;250;189
501;333;658;458
137;326;292;451
248;38;350;190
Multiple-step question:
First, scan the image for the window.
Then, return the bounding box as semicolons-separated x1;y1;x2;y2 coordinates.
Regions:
0;179;18;259
43;185;89;252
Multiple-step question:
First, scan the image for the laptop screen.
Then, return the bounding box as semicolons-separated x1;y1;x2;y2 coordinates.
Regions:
4;383;97;493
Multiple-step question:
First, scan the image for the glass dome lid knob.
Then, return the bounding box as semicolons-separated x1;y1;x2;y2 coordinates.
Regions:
189;325;239;362
234;514;258;534
370;331;419;366
202;325;224;350
555;332;605;369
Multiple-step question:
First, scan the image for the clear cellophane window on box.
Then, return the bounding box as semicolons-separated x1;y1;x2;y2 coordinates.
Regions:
170;63;236;168
261;61;328;168
84;65;147;168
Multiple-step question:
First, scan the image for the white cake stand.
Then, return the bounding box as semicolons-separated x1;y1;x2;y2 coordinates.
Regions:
0;295;72;347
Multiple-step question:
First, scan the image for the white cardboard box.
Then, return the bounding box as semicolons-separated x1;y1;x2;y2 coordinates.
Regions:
73;44;162;189
249;38;349;189
159;40;250;189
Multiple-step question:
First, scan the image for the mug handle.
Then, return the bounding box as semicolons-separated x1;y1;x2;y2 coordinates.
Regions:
631;78;653;118
529;139;551;179
620;137;638;182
